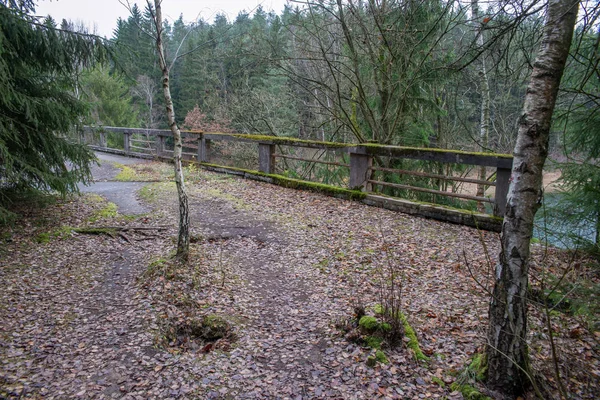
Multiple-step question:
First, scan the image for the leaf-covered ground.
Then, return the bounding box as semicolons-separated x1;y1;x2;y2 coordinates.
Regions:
1;157;598;399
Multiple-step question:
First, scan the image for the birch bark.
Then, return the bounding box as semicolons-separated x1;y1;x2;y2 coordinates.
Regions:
151;0;190;261
486;0;578;395
472;0;491;207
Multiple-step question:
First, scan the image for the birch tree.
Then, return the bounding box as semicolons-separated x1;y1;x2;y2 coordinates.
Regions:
147;0;190;260
486;0;579;395
471;0;491;205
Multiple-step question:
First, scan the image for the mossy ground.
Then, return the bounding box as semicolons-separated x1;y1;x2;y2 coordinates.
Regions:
112;161;174;182
88;202;118;222
450;354;489;400
339;305;427;367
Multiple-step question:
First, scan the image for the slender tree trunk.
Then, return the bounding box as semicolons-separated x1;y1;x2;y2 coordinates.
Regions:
472;0;491;210
151;0;190;261
486;0;578;395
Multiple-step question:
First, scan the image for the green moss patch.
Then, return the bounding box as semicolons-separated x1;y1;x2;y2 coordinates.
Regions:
35;232;51;244
359;316;380;332
114;165;136;181
365;336;384;349
88;202;118;222
398;312;429;362
432;376;445;388
449;382;490;400
451;353;490;400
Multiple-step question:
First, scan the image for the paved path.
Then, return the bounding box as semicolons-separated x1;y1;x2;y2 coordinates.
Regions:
78;152;151;215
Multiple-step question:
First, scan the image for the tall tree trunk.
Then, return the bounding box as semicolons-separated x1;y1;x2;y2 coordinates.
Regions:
151;0;190;261
472;0;491;210
486;0;578;395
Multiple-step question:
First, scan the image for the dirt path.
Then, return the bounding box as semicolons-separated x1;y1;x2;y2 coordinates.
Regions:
1;154;598;399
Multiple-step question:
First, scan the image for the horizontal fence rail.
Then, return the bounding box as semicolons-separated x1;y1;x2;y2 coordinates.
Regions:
81;126;513;230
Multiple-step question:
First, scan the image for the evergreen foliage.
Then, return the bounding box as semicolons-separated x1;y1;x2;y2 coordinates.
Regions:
81;66;140;128
0;2;109;208
553;23;600;250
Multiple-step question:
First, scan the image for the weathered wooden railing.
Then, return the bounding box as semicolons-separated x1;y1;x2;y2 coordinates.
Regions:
82;126;513;231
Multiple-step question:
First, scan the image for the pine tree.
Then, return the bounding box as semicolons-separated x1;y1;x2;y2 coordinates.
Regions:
0;2;109;207
81;66;140;128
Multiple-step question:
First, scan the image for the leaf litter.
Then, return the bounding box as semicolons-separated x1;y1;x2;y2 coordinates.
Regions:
0;159;598;399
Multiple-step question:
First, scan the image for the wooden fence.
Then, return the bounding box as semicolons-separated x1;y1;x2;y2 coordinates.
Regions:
82;126;513;231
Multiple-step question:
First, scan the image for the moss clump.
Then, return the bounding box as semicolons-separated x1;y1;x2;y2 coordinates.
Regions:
375;350;389;364
35;232;51;244
398;312;429;362
366;355;377;367
54;225;75;239
359;316;380;332
451;353;489;399
269;175;366;201
143;257;174;280
469;353;488;382
366;350;389;367
449;382;490;400
365;336;383;349
380;322;391;332
432;376;445;388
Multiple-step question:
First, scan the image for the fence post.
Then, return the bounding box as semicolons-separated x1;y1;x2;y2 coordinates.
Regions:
99;131;107;148
494;167;511;216
258;143;275;174
124;131;131;154
198;136;211;163
156;134;165;157
349;152;373;191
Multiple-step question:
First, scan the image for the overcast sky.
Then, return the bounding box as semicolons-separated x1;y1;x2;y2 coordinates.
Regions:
35;0;290;38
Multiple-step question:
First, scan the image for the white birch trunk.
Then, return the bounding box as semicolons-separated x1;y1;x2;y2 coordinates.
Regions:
472;0;491;207
152;0;190;260
486;0;578;395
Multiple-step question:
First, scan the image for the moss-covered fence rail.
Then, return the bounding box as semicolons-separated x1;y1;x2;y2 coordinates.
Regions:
82;126;513;232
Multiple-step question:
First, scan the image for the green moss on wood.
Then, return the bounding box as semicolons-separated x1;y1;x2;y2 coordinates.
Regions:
73;227;118;236
360;142;512;159
199;162;366;201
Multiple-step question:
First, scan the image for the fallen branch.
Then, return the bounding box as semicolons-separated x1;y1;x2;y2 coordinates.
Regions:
72;226;170;236
119;232;133;243
79;226;170;231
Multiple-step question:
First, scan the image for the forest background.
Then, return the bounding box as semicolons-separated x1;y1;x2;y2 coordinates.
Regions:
76;0;599;250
